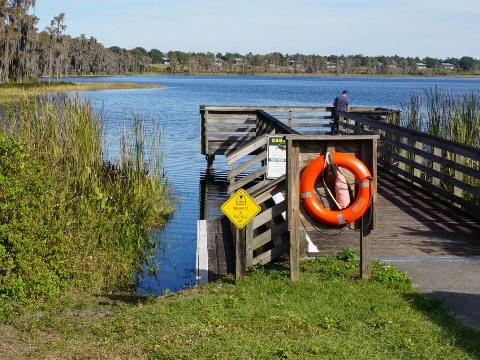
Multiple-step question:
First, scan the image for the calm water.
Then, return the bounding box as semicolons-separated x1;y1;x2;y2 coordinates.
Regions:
63;75;480;294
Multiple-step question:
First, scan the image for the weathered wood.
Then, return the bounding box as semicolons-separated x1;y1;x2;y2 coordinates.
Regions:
305;169;480;258
206;216;234;281
253;242;290;266
252;201;286;228
235;227;246;281
226;136;267;164
227;165;266;194
360;220;372;279
252;222;288;250
454;154;465;198
227;151;267;180
200;105;480;285
287;139;301;280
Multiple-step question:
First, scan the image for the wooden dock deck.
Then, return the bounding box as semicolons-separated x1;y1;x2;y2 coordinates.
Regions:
305;168;480;259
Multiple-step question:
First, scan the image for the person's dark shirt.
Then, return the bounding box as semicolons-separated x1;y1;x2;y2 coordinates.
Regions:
333;95;349;112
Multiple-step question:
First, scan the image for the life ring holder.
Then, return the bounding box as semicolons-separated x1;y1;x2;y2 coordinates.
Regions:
300;152;373;226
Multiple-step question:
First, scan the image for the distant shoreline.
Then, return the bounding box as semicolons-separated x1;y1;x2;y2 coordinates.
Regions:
0;82;164;105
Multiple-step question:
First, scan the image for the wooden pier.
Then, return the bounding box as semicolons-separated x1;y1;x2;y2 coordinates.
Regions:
197;105;480;284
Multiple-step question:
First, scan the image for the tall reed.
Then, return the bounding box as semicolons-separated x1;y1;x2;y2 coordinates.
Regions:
400;86;480;147
1;95;172;301
396;87;480;205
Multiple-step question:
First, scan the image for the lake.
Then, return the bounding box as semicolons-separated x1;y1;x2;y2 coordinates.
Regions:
62;75;480;294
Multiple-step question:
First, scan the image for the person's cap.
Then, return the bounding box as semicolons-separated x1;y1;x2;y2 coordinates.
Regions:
342;89;349;94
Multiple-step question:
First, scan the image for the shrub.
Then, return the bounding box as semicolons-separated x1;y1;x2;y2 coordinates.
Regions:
0;96;171;312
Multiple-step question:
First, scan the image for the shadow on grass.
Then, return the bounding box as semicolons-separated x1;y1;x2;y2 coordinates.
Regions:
405;291;480;358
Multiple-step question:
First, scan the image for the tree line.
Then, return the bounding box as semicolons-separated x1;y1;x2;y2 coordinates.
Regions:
0;1;150;83
1;2;479;84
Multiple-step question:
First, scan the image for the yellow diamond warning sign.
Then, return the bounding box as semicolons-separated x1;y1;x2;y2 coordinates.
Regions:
221;188;261;229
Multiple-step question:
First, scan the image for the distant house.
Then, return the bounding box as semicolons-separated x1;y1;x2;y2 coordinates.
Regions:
160;57;170;65
388;61;398;68
214;58;225;66
326;61;336;69
234;58;246;65
416;63;427;69
440;62;455;70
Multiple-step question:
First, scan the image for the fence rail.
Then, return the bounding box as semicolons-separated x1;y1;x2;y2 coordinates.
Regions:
338;111;480;214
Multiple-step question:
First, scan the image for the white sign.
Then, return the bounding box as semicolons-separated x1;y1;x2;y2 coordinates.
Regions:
266;136;287;179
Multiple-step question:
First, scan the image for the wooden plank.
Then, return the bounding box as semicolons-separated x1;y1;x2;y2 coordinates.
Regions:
207;129;257;135
341;112;480;160
246;180;271;196
227;166;266;194
252;222;288;250
227;136;267;164
274;115;332;120
252;241;290;266
290;123;331;128
206;216;234;281
454;154;465;198
203;105;331;112
432;147;442;187
380;136;480;179
251;176;286;203
252;201;286;228
245;221;254;268
379;148;480;197
379;159;480;214
227;151;267;180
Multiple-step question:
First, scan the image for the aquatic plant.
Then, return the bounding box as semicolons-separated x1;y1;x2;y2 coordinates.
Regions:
0;95;172;308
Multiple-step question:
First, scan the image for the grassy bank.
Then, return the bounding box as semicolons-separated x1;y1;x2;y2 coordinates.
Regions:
0;81;163;104
0;94;172;313
1;251;479;359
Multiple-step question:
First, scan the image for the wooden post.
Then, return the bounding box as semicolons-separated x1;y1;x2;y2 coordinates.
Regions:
454;154;465;198
207;154;215;172
360;216;372;280
245;221;254;268
235;227;246;281
413;141;422;178
287;139;300;281
432;147;442;187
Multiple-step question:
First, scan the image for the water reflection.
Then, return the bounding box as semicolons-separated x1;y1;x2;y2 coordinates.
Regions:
135;168;229;295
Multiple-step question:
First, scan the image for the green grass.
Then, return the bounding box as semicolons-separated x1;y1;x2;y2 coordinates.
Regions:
2;251;479;360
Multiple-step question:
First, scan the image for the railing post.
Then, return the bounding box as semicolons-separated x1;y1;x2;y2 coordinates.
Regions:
454;154;465;198
432;147;442;187
397;136;407;176
206;155;215;172
413;141;423;178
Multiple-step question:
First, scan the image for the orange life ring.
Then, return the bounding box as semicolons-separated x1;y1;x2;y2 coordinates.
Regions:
300;152;373;226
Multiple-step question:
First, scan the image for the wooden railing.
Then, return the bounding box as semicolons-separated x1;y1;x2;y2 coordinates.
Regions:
225;136;291;277
200;105;332;157
200;104;479;214
338;111;480;214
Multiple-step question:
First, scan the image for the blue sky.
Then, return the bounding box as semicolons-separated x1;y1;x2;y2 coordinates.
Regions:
33;0;480;59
